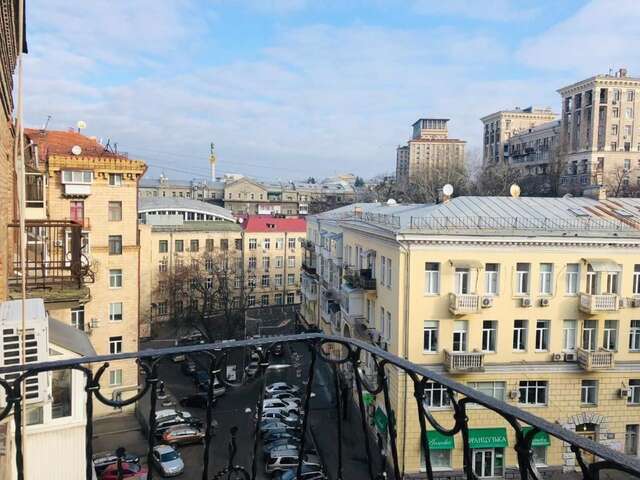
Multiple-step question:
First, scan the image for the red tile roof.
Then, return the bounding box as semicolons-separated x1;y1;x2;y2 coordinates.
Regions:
241;215;306;233
25;128;126;160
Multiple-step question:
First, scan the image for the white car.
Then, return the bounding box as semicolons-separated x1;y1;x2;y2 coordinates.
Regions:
262;399;299;413
266;452;322;474
261;410;300;426
152;444;184;477
266;383;300;396
155;409;193;423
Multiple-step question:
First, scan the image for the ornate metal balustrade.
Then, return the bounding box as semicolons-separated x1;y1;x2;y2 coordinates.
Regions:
1;333;639;480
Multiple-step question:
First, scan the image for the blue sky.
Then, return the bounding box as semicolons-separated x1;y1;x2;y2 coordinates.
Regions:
23;0;640;181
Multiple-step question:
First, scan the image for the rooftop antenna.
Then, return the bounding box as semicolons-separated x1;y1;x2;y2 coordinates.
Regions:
76;120;86;133
41;115;51;132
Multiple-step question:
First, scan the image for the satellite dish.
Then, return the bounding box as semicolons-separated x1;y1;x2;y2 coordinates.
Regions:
510;184;521;198
442;184;454;196
77;120;87;130
71;145;82;156
386;198;397;206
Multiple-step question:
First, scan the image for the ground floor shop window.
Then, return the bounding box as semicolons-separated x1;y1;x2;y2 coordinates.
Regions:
473;448;504;478
532;446;547;465
420;430;454;471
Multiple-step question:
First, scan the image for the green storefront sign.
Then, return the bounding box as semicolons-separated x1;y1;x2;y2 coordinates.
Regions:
363;392;375;407
521;427;551;447
468;428;509;449
426;430;455;450
374;407;388;432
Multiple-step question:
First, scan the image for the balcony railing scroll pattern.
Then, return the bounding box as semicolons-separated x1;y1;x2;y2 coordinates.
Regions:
0;333;639;480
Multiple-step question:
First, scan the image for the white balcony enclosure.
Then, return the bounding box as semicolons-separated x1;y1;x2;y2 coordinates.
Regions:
443;350;484;373
448;293;480;315
579;293;619;314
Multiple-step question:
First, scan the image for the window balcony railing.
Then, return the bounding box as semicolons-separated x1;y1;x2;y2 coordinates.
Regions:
0;333;639;480
443;349;485;373
448;293;480;315
343;267;377;290
577;348;615;371
579;293;619;314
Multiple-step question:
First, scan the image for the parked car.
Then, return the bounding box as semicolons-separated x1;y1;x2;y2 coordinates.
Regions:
276;465;327;480
176;331;206;345
155;409;194;423
101;462;147;480
161;426;205;446
179;393;213;409
269;392;302;404
261;411;300;427
194;371;227;397
265;382;300;396
262;398;299;413
263;429;301;442
245;361;259;377
263;440;301;456
181;359;197;376
155;416;203;438
151;444;184;477
259;420;291;435
93;451;140;475
265;452;322;474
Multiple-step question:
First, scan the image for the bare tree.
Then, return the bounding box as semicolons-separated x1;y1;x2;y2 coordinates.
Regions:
471;163;522;196
604;166;640;197
405;164;471;203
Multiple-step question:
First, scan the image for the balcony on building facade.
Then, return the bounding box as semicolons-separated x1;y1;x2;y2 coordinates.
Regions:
24;169;46;220
578;293;619;314
7;220;92;304
577;348;615;371
448;293;480;315
302;247;317;276
343;267;377;291
443;349;485;373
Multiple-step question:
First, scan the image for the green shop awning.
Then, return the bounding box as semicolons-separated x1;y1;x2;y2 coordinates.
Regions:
522;427;551;447
363;392;375;407
374;407;388;432
426;430;455;450
468;428;508;449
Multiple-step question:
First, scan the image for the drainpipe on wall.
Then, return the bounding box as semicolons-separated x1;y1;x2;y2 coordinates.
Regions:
397;237;411;477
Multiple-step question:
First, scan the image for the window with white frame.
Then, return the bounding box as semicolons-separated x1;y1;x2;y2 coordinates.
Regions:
263;238;271;249
247;295;256;307
261;275;270;288
248;257;257;269
248;238;257;249
516;263;530;295
380;256;386;285
288;238;296;249
109;369;123;386
581;380;598;405
454;268;470;294
519;380;547;405
513;320;527;351
275;256;283;268
586;265;598;294
262;257;270;270
287;273;295;285
535;320;549;351
630;320;640;351
109;269;122;288
423;381;451;408
423;321;438;353
286;292;295;304
275;238;283;249
539;263;553;295
109;336;123;354
566;263;579;294
482;320;497;352
109;302;123;322
485;263;499;295
385;311;391;340
71;306;85;330
606;271;619;294
625;425;639;456
468;381;506;401
386;257;391;287
420;447;451;471
452;320;467;352
563;320;577;351
603;320;618;351
634;265;640;295
287;256;295;268
108;173;122;186
629;380;640;405
582;320;597;351
425;262;440;294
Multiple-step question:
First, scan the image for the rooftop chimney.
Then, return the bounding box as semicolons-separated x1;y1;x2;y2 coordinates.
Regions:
619;68;628;78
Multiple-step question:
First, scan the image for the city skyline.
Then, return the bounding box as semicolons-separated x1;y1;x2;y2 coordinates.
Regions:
24;0;640;181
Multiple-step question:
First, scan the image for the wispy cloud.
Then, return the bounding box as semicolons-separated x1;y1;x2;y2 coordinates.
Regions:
412;0;540;22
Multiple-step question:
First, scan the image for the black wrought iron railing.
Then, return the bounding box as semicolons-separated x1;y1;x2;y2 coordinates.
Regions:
1;333;639;480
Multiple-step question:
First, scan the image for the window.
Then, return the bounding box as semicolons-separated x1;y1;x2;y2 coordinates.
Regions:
603;320;618;350
423;321;438;353
275;256;283;268
630;380;640;405
630;321;640;351
261;275;270;288
51;369;72;419
260;295;269;306
108;235;122;255
532;446;547;466
159;240;168;253
248;276;256;288
581;380;598;405
485;263;499;295
109;369;123;386
108;201;122;221
582;320;597;351
454;268;470;294
109;336;123;354
248;257;257;269
386;257;392;287
109;269;122;288
380;255;386;284
634;265;640;294
249;238;257;250
175;240;184;252
158;258;167;273
71;306;85;330
516;263;530;295
539;263;553;295
421;448;451;471
220;239;228;251
261;238;271;250
109;302;123;322
108;173;122;186
247;296;256;307
586;265;597;294
612;124;619;135
613;107;620;118
513;320;527;351
626;107;634;119
482;320;497;352
563;320;577;351
625;425;639;456
275;238;283;249
262;257;270;270
452;321;467;352
425;263;440;294
287;256;295;268
628;90;635;102
535;320;549;351
288;238;296;249
274;274;283;287
566;264;579;294
190;240;199;252
286;292;295;304
274;293;283;305
606;271;619;294
468;381;506;401
287;273;295;285
519;381;547;405
62;170;93;184
423;381;450;408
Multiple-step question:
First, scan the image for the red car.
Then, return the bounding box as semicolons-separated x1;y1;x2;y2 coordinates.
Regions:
100;462;147;479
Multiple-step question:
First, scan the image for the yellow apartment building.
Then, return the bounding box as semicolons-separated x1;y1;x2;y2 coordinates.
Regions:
24;129;146;416
302;192;640;478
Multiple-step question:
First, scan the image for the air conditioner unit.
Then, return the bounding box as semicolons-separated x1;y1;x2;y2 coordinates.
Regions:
89;318;100;329
539;298;550;307
551;352;564;362
619;388;631;399
481;296;493;308
564;352;577;362
620;298;628;308
520;297;532;308
508;389;520;400
633;298;640;308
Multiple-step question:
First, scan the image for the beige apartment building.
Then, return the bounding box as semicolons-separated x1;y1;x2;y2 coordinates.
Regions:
302;193;640;478
242;216;306;308
507;120;561;189
396;119;466;186
481;107;557;167
23;129;146;416
225;177;299;215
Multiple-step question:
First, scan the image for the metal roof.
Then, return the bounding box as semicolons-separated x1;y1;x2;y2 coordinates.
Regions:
139;197;235;221
151;221;241;233
49;316;96;357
